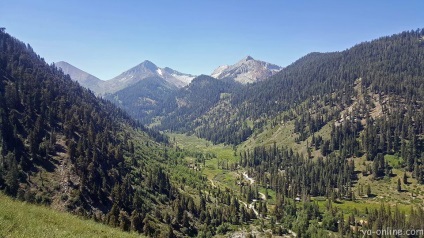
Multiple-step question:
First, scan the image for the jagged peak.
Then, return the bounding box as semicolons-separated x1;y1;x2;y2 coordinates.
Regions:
243;55;254;61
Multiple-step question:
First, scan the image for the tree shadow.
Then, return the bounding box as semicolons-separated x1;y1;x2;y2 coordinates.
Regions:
33;157;56;172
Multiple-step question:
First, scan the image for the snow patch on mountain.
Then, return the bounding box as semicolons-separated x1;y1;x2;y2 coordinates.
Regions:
102;61;196;94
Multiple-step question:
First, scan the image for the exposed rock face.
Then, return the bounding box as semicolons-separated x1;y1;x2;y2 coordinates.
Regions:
211;56;282;84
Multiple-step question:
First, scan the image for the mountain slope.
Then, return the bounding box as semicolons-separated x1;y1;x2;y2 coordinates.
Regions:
0;29;184;235
0;29;172;213
102;60;195;94
211;56;282;84
104;76;178;122
55;61;105;94
156;75;243;133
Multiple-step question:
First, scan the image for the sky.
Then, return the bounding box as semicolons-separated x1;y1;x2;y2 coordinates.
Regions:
1;1;423;80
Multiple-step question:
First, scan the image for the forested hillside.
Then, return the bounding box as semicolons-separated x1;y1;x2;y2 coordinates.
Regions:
156;75;247;144
235;29;424;185
104;76;178;123
0;28;171;223
156;30;424;156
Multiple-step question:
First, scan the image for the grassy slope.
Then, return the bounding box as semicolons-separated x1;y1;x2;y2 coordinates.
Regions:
0;193;142;238
353;155;424;206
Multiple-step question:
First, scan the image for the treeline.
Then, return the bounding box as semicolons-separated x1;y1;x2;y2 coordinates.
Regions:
234;29;424;125
156;76;238;127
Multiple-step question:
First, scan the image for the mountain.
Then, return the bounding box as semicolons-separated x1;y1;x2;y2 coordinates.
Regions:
156;30;424;150
102;60;195;94
104;76;178;122
162;66;196;85
55;60;195;97
211;56;282;84
55;61;105;94
0;29;176;221
157;75;241;130
0;30;186;235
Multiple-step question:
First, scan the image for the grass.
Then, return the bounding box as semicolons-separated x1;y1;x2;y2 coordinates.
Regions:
0;193;142;238
258;187;276;205
314;198;415;219
384;154;404;169
240;112;333;161
241;120;297;150
168;133;240;191
169;133;235;160
349;155;424;212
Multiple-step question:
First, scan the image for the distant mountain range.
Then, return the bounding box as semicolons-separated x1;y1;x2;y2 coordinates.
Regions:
211;56;282;84
55;60;196;95
56;56;281;96
56;57;282;123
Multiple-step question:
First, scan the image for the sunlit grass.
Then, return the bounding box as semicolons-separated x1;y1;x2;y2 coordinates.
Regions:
0;193;142;238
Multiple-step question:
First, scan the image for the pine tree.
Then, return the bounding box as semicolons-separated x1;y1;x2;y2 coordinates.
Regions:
366;184;372;197
130;210;143;233
5;152;19;196
119;210;130;231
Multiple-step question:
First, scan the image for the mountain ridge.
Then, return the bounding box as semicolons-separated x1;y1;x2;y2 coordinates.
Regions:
56;60;196;95
55;61;104;94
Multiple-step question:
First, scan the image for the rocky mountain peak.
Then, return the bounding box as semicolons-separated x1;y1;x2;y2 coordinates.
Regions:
211;56;282;84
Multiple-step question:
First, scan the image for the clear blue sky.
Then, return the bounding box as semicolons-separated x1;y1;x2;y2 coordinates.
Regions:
1;0;423;80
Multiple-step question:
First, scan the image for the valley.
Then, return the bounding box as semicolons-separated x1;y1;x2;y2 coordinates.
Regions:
0;27;424;237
